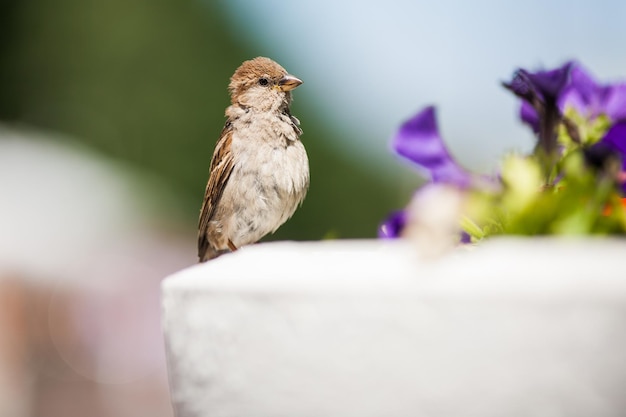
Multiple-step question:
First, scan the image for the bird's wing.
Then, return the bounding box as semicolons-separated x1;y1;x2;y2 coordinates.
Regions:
198;121;235;259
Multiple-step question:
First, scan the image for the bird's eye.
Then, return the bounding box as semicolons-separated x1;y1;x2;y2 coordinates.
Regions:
258;77;269;86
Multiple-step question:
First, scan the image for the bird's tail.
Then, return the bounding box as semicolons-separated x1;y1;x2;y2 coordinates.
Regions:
199;248;228;262
198;233;229;262
198;245;230;262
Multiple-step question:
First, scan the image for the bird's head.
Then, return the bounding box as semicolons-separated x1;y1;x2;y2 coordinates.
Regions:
228;57;303;111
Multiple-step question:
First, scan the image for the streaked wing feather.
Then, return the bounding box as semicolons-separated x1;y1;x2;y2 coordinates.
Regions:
198;122;235;259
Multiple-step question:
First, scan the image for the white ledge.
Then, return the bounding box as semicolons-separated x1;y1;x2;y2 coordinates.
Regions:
163;238;626;296
162;238;626;417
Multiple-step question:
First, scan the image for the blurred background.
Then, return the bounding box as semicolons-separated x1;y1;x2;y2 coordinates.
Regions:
0;0;625;415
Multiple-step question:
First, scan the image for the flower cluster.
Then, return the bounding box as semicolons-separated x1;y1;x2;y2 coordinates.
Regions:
380;62;626;244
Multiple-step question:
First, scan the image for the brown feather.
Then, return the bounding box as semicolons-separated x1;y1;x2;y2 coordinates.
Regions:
228;57;287;102
197;122;235;261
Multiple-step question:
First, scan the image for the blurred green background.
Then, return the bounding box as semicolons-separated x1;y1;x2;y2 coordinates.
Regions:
0;0;414;243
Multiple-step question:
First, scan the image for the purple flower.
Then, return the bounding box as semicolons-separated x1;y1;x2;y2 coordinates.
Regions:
604;85;626;121
378;210;407;238
601;122;626;193
380;60;626;242
504;62;573;157
505;62;572;104
585;122;626;193
520;101;540;133
601;122;626;158
519;63;626;131
381;106;473;239
561;65;626;122
392;106;471;187
520;63;573;101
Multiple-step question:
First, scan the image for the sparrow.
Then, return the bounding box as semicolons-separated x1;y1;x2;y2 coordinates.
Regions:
197;57;309;262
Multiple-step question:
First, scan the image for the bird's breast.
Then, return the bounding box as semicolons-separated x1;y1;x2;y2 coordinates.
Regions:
222;116;309;245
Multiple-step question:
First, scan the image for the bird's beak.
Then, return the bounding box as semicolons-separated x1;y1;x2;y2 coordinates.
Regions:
277;74;303;92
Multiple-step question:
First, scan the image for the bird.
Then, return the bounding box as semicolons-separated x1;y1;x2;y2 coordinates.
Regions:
197;57;309;262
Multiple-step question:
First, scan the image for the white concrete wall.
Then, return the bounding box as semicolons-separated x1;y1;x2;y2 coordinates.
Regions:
162;239;626;417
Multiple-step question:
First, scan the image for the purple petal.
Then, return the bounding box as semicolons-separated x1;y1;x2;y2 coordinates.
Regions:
560;64;619;120
392;106;471;187
520;101;540;133
378;210;407;238
604;84;626;121
600;121;626;194
560;88;592;117
504;72;533;97
601;121;626;160
558;63;626;122
559;74;594;117
520;61;573;100
560;64;598;109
